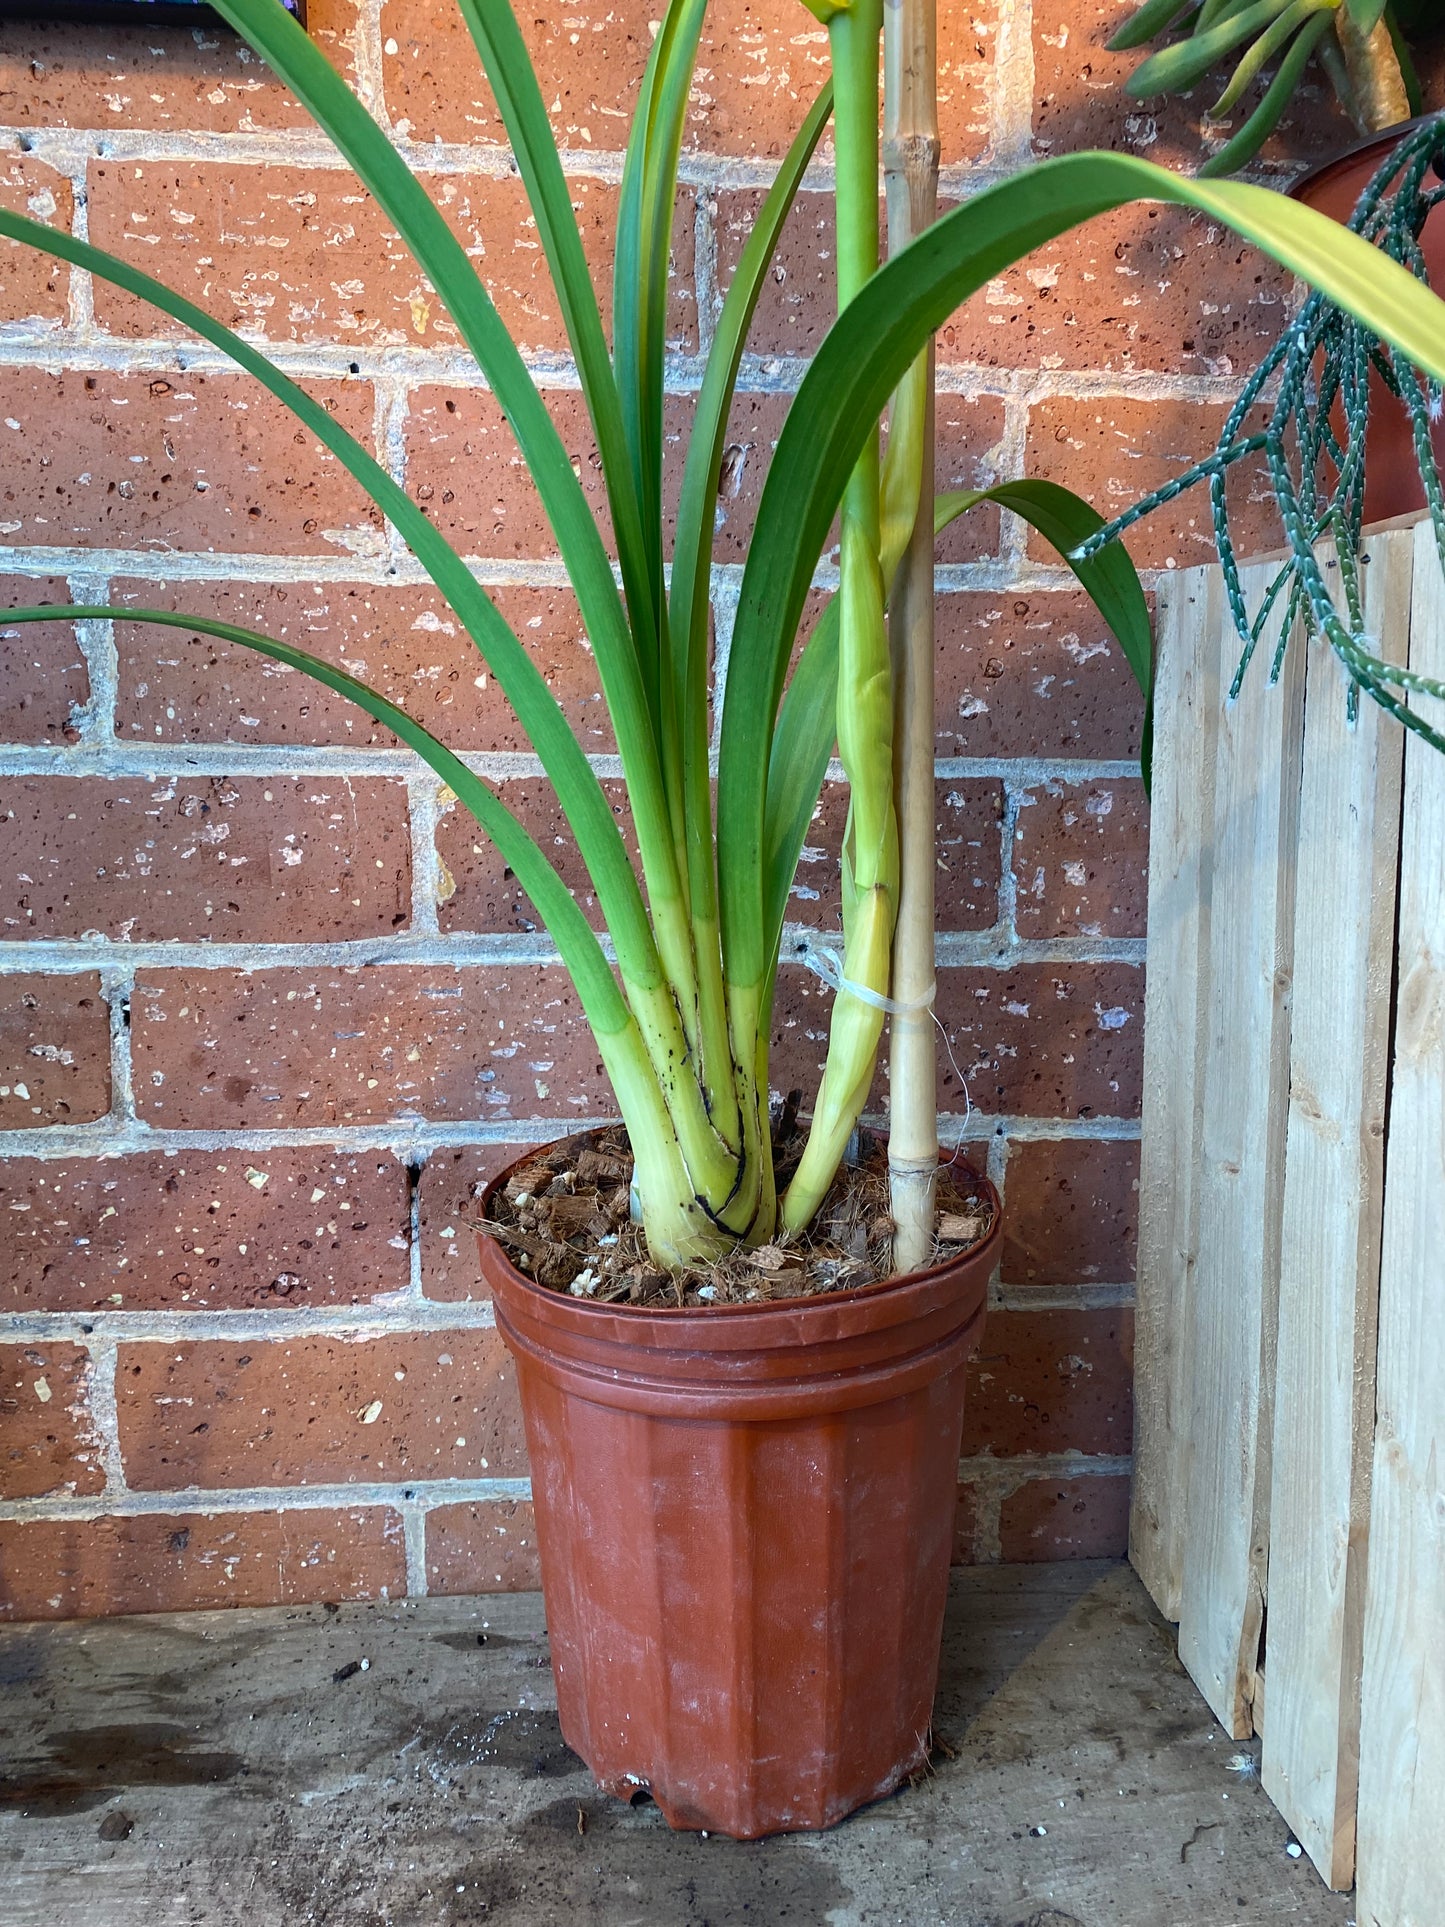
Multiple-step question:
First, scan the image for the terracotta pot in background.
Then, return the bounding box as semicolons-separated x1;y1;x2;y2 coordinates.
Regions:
1291;117;1445;527
477;1143;1000;1840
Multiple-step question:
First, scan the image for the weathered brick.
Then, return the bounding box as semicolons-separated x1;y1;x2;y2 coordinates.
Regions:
1025;394;1274;572
0;973;110;1128
1012;776;1148;939
783;779;1002;931
0;154;74;326
116;1329;527;1489
382;0;991;161
0;1507;406;1620
933;963;1144;1118
0;774;411;942
419;1144;528;1302
712;188;838;358
941;203;1293;378
112;576;611;756
999;1473;1131;1561
0;368;381;557
934;394;1007;565
961;1308;1134;1456
381;0;654;150
86;162;688;357
1032;0;1342;172
0;585;87;744
0;1340;103;1498
130;966;612;1128
951;1480;981;1566
436;776;636;935
935;588;1146;761
407;385;611;560
427;1499;541;1594
1000;1137;1139;1286
0;5;359;133
0;1150;412;1315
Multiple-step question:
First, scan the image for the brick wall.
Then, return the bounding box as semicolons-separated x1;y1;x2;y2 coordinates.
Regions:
2;1;1428;1617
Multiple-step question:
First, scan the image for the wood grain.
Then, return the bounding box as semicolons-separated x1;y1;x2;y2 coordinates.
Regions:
1129;565;1222;1621
1356;519;1445;1927
1262;531;1410;1889
1177;560;1306;1739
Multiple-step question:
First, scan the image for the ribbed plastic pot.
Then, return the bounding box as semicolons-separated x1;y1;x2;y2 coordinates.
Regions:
477;1142;999;1840
1292;118;1445;528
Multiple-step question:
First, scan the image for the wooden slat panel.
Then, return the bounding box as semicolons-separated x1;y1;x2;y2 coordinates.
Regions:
1129;566;1222;1621
1262;531;1411;1889
1356;519;1445;1927
1177;560;1306;1739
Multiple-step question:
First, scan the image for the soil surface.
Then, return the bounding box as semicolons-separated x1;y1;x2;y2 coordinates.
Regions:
472;1125;996;1308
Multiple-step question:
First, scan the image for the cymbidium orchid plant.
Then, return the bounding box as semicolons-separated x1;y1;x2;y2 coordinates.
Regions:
5;0;1445;1274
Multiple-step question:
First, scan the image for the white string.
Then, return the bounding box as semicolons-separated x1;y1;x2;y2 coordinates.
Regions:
789;938;936;1014
790;937;973;1137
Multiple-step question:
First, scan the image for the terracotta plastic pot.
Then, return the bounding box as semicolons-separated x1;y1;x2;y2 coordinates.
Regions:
1291;118;1445;527
478;1142;1000;1839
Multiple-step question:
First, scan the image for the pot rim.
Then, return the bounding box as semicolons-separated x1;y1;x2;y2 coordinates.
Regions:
1289;112;1445;204
476;1131;1002;1326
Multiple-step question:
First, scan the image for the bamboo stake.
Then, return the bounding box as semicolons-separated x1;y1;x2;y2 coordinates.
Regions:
884;0;940;1274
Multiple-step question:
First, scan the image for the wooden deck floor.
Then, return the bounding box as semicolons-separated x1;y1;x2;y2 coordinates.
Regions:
0;1561;1354;1926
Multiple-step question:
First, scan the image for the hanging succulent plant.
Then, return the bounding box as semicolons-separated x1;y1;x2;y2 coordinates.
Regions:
1110;0;1433;175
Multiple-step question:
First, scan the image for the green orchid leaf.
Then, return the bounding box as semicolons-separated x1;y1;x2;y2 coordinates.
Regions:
718;149;1445;1000
0;606;631;1035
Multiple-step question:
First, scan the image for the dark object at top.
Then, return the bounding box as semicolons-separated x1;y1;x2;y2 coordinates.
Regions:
0;0;302;24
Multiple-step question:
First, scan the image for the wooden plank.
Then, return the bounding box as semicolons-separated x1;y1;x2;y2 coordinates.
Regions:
1262;530;1411;1889
1356;518;1445;1927
1177;559;1306;1739
1129;565;1222;1621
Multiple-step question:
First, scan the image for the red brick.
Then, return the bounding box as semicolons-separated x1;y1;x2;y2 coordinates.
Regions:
1012;776;1148;939
1025;394;1274;572
998;1473;1131;1561
783;779;1002;931
0;775;410;942
0;4;359;133
382;0;990;162
0;1341;103;1498
940;203;1292;379
112;576;611;756
436;776;636;935
933;963;1144;1118
0;154;74;326
407;384;612;561
427;1499;541;1594
419;1143;528;1302
961;1308;1134;1456
1000;1138;1139;1286
933;394;1007;565
0;368;381;557
0;585;88;744
712;188;838;358
951;1480;981;1566
1032;0;1344;172
0;1507;405;1620
0;974;110;1128
86;162;686;358
116;1329;527;1489
0;1150;412;1315
935;589;1147;761
381;0;654;151
130;965;613;1129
